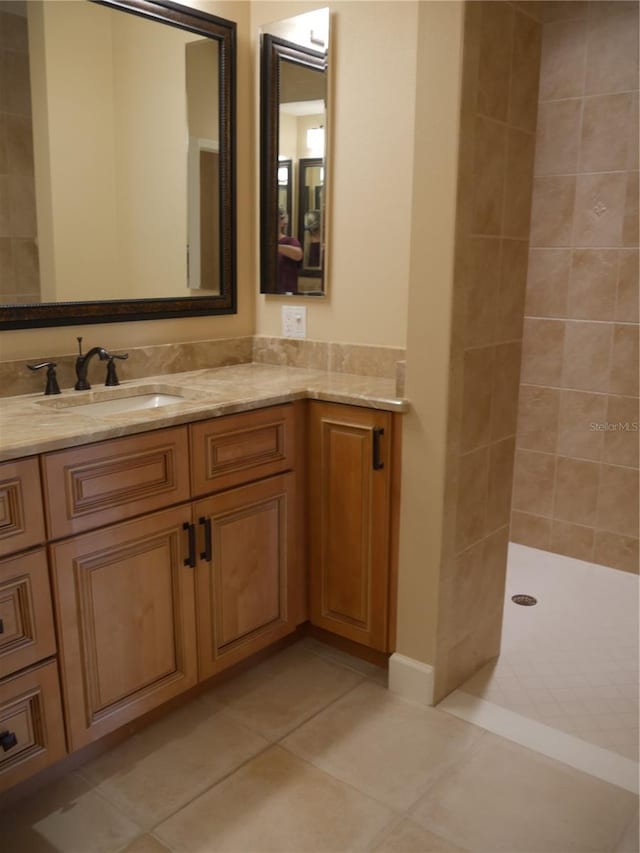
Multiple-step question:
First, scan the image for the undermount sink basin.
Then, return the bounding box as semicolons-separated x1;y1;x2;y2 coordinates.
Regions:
37;386;191;416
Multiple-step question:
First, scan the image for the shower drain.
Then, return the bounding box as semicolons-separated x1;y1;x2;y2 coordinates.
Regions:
511;594;537;606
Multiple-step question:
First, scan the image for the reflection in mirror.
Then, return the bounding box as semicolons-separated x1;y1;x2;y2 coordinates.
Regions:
260;9;329;296
0;0;236;330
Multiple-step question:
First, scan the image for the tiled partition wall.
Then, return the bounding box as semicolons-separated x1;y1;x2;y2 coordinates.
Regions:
433;1;542;700
0;7;40;305
512;1;639;574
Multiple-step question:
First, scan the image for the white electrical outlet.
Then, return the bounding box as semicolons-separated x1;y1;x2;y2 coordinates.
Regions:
282;305;307;339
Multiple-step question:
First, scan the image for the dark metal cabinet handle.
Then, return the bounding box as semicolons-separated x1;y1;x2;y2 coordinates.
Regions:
0;617;3;634
199;516;212;561
183;522;196;568
0;730;18;752
372;427;385;470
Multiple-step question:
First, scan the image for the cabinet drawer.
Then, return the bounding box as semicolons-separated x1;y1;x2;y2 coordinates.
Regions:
0;660;67;794
42;426;190;539
0;549;56;680
0;457;46;559
190;405;295;496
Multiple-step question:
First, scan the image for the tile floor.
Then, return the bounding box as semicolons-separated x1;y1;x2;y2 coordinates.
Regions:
457;545;639;761
1;636;638;853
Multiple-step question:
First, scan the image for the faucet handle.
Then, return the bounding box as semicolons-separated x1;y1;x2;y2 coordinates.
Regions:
28;361;61;395
104;353;129;387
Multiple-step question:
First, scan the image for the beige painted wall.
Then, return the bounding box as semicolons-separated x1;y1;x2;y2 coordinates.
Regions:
252;1;417;347
0;0;254;362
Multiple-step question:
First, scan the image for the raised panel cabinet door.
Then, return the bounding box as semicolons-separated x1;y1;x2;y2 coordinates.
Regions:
308;402;392;651
194;473;298;679
0;659;67;794
0;549;56;679
42;426;190;540
50;505;197;751
190;405;295;497
0;457;46;559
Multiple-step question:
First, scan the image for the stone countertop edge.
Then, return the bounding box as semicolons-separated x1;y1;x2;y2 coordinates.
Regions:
0;363;409;462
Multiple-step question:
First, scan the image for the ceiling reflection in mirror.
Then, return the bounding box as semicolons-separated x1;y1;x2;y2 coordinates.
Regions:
260;8;329;296
0;0;236;330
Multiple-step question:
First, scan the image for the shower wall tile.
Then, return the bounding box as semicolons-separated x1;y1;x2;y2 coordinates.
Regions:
550;519;595;562
477;1;514;122
514;4;639;574
516;384;560;453
509;9;542;130
496;240;528;341
486;437;516;532
504;129;536;238
534;99;581;176
556;389;607;461
463;237;501;347
579;93;635;173
554;456;600;526
561;321;612;392
524;249;570;317
567;249;618;321
491;341;522;440
461;346;494;452
472;116;508;234
616;250;639;322
594;531;640;575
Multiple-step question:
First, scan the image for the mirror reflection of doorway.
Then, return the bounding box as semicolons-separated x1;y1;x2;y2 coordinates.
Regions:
298;157;323;279
277;160;293;234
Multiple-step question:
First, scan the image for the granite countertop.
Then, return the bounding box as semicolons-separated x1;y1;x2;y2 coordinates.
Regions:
0;362;409;462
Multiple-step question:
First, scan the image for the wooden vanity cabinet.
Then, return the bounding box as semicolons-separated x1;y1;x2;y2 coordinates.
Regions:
0;457;46;559
308;401;397;652
50;505;197;752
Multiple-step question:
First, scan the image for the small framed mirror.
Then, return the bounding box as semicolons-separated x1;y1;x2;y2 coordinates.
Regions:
259;9;329;296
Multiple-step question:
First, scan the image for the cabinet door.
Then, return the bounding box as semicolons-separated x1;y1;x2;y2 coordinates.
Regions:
308;402;392;651
194;474;298;679
50;505;197;751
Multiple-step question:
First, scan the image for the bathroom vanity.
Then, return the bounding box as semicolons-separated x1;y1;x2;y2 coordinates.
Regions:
0;363;406;794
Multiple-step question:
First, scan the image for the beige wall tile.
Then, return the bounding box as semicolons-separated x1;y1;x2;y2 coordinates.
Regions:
491;341;522;440
597;463;640;537
534;99;582;176
12;238;39;294
538;19;587;101
585;1;639;95
504;129;536;239
622;171;639;248
616;250;639;323
478;1;514;122
541;2;590;23
561;320;612;392
5;113;33;177
372;818;466;853
1;10;29;51
550;519;595;561
572;173;627;248
3;50;31;116
557;389;607;460
0;113;6;175
0;237;11;290
464;237;501;347
497;239;528;342
472;116;508;235
594;530;640;574
554;456;600;525
627;94;639;171
580;93;636;173
509;9;542;131
520;318;565;386
567;249;619;321
6;174;36;237
122;836;172;853
0;175;8;237
516;384;560;452
510;509;552;548
455;447;490;551
609;324;639;395
604;395;640;468
410;733;638;853
524;248;570;317
329;342;404;378
487;437;516;532
461;346;494;452
530;176;576;247
512;448;556;515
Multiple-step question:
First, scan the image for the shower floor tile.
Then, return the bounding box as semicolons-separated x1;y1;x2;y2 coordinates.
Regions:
458;544;639;763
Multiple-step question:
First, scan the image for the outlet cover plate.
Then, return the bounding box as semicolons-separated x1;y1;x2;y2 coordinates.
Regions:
282;305;307;338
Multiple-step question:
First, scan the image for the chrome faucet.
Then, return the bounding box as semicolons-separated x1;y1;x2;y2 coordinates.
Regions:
74;337;110;390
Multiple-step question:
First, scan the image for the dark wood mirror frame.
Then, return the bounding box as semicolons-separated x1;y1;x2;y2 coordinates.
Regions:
0;0;236;331
259;33;326;294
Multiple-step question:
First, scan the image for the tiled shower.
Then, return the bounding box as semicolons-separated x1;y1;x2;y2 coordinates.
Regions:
512;0;639;573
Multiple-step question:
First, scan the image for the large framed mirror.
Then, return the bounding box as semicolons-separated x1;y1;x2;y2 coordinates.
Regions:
259;9;329;296
0;0;236;330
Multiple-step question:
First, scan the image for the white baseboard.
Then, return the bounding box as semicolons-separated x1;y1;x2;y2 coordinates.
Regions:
388;653;435;706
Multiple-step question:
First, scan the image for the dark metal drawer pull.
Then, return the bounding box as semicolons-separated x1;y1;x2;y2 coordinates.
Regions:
0;730;18;752
183;522;196;568
199;516;212;562
372;427;385;470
